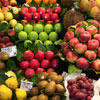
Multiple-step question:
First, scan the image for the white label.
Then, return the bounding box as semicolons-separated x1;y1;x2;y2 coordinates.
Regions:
5;73;15;78
62;71;68;77
1;45;17;57
20;80;33;91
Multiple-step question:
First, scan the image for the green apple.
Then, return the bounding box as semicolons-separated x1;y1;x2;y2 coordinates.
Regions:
24;40;32;48
14;23;23;32
24;24;33;33
44;40;53;47
39;32;48;41
34;24;44;33
18;31;27;41
49;32;58;41
54;23;61;33
34;40;43;45
44;24;53;34
28;31;38;41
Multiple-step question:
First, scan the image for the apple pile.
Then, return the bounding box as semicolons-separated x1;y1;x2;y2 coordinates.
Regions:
62;20;100;71
21;6;62;23
19;50;58;78
67;76;94;100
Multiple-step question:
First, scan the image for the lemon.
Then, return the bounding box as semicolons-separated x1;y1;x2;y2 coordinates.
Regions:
12;7;19;14
9;19;17;27
16;88;27;100
0;12;4;21
0;85;12;100
4;12;13;21
5;77;18;89
6;71;17;78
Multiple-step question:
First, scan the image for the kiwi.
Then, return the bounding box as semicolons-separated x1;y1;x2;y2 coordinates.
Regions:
45;81;56;96
0;61;5;70
38;72;48;81
0;52;9;61
51;95;61;100
38;80;48;90
48;72;57;75
56;84;65;94
30;96;38;100
30;87;39;96
56;75;64;84
37;94;48;100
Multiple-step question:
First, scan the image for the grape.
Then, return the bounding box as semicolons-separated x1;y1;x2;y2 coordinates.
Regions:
81;76;87;81
87;96;91;100
88;85;94;91
67;86;72;92
72;84;78;88
72;87;78;94
76;77;82;81
68;80;74;85
79;80;84;86
81;89;87;93
88;78;93;83
75;92;86;98
87;91;92;95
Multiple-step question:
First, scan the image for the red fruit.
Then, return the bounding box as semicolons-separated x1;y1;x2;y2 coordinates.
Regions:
30;59;40;69
24;51;34;61
21;7;29;16
75;92;86;98
64;48;72;55
33;13;40;22
75;27;85;36
50;13;58;21
20;61;29;69
76;57;89;69
54;7;62;14
28;7;37;15
36;68;45;73
87;96;91;100
76;21;88;27
2;0;9;7
0;31;4;37
6;42;14;47
72;88;77;94
88;39;99;50
64;31;75;40
0;37;2;43
35;50;45;61
47;68;55;73
24;13;32;21
25;68;35;78
21;20;28;23
0;43;6;48
41;59;50;69
90;20;100;27
51;59;58;69
88;78;93;83
42;13;50;21
38;7;46;16
46;8;53;15
45;51;55;60
81;89;87;93
2;36;10;44
54;19;59;24
61;42;68;49
94;34;100;43
98;47;100;57
47;21;53;24
69;38;79;47
7;29;16;37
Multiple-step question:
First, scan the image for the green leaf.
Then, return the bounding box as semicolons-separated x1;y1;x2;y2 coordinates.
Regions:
74;2;80;9
40;1;45;7
87;19;93;23
0;23;10;31
68;64;81;74
60;8;67;17
30;0;38;8
11;90;17;100
31;74;38;86
40;89;45;94
54;39;63;45
80;22;87;28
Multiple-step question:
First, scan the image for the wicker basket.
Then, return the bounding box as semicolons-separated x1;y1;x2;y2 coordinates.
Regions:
61;0;80;7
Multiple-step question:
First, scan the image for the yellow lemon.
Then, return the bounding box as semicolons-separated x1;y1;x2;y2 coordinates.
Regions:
9;19;17;27
4;12;13;21
0;85;12;100
0;12;4;21
16;88;27;100
6;71;17;78
12;7;19;14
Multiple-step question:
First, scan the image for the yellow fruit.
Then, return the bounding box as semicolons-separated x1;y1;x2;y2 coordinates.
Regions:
1;21;8;24
0;12;4;21
34;0;42;5
6;71;17;78
5;77;18;89
49;0;57;4
12;7;19;14
9;19;17;27
0;85;12;100
4;12;13;21
7;5;12;10
43;0;49;5
96;0;100;8
0;8;1;12
16;88;27;100
1;7;9;14
26;0;32;5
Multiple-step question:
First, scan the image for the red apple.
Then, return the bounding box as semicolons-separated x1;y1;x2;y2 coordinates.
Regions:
50;13;58;22
54;7;62;14
41;59;50;69
45;51;55;60
76;57;89;69
33;13;40;22
21;20;28;23
38;7;46;16
2;36;10;44
88;39;99;50
51;59;58;69
28;7;37;15
36;68;45;73
6;42;14;47
54;19;59;24
42;13;50;21
94;34;100;43
24;12;32;21
46;8;53;15
7;29;16;37
47;21;53;24
21;7;28;16
2;0;9;7
64;48;72;56
75;43;87;54
90;20;100;27
66;51;78;63
98;47;100;57
61;42;68;49
25;68;35;78
69;38;79;47
30;59;40;69
84;50;96;60
47;68;55;73
20;61;29;69
0;43;6;48
75;27;85;36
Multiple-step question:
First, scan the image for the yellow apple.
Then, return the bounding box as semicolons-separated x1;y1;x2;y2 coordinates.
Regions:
9;19;17;27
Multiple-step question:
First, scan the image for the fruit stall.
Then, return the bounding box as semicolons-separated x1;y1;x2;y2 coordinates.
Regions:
0;0;100;100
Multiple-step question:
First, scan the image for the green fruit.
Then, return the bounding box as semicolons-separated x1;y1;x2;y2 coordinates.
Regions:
54;23;61;33
44;24;53;34
28;31;38;41
24;24;33;33
34;40;43;45
49;32;58;42
18;31;27;41
44;40;53;47
14;23;23;32
24;40;33;48
34;24;44;33
39;32;48;41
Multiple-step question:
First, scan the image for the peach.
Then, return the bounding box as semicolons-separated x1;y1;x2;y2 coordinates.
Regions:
67;26;76;32
64;31;75;40
1;7;9;13
89;0;98;7
69;38;79;47
98;47;100;57
7;29;16;37
94;34;100;43
84;50;97;60
75;43;87;54
64;48;72;56
86;25;98;35
75;27;85;36
88;39;99;50
92;59;100;71
75;21;88;27
79;31;92;42
90;20;100;27
61;42;68;49
66;51;78;63
76;57;89;69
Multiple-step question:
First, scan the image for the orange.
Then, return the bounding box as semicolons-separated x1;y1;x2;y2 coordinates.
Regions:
34;0;42;5
26;0;32;5
49;0;56;4
43;0;49;5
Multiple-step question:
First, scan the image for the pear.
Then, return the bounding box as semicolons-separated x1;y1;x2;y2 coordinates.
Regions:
96;0;100;8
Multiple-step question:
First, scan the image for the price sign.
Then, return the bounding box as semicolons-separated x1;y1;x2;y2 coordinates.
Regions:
1;45;17;57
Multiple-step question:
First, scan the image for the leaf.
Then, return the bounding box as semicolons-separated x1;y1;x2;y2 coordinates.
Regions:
60;8;67;17
68;64;81;74
87;19;93;23
54;39;63;45
45;44;55;52
74;2;80;9
52;3;57;9
40;89;45;94
11;90;17;100
45;3;51;9
0;23;10;31
40;1;45;7
80;22;87;28
31;74;38;86
30;0;38;8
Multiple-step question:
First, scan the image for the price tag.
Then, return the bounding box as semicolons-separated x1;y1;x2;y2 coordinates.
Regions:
20;80;33;91
1;45;17;57
62;71;68;78
5;73;15;78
